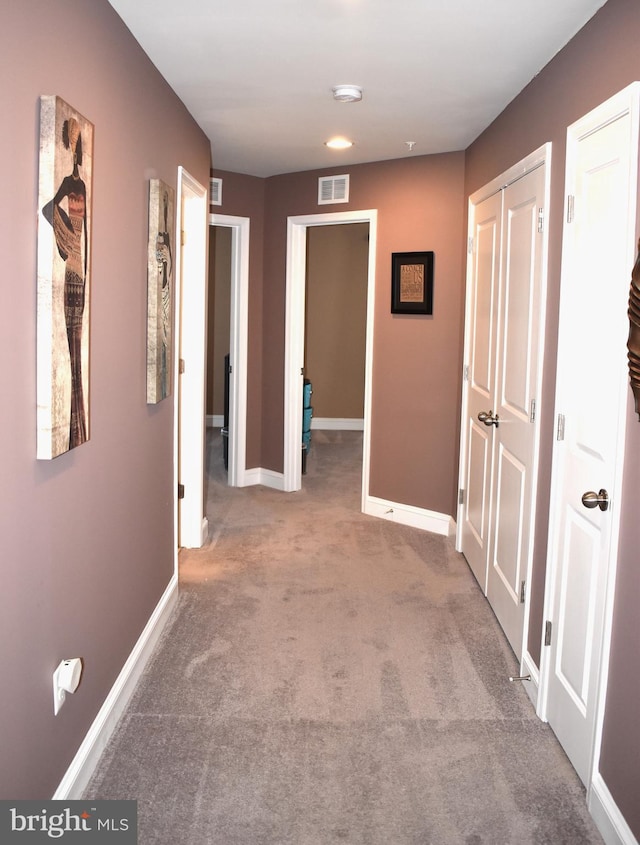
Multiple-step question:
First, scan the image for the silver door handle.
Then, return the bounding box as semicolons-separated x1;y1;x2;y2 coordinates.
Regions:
478;410;500;428
581;489;609;512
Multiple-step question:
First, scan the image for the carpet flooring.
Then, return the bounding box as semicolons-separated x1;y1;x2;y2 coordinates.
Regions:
85;430;604;844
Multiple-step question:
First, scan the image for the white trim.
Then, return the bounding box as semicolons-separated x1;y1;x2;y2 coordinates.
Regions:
311;417;364;431
364;495;456;537
589;773;639;845
175;168;208;550
206;414;224;428
210;214;250;488
468;144;551;207
52;575;179;799
241;467;286;491
284;210;377;506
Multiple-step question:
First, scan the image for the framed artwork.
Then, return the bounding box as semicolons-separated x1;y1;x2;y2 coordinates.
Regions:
146;179;175;403
391;251;434;315
37;96;94;459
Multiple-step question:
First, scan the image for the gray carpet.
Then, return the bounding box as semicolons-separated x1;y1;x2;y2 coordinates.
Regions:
85;430;603;844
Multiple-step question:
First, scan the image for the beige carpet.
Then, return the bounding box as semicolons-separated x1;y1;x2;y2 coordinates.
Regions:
85;429;603;844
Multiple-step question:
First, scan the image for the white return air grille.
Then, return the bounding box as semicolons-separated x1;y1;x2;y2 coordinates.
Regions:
210;177;222;206
318;174;349;205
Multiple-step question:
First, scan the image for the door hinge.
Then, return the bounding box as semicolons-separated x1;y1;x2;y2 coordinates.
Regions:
459;488;465;506
520;580;526;604
530;399;536;423
181;229;186;246
179;358;185;374
557;413;565;441
178;483;185;500
463;364;470;382
537;207;544;234
468;236;474;254
567;195;575;224
544;620;552;647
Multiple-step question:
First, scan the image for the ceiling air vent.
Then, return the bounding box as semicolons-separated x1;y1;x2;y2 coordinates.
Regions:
318;174;349;205
210;177;222;206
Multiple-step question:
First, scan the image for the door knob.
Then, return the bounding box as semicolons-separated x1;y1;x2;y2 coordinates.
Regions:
478;410;500;428
581;489;609;512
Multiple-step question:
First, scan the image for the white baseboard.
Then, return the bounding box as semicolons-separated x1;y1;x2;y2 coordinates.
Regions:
241;467;286;491
206;414;224;428
364;495;456;537
52;574;179;799
311;418;364;431
589;772;638;845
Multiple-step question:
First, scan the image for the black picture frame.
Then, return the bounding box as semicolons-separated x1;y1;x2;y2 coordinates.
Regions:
391;251;434;314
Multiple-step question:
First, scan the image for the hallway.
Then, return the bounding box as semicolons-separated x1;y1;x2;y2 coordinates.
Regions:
85;430;602;844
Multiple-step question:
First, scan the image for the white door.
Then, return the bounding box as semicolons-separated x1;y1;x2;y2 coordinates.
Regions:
460;191;502;590
459;152;549;661
543;86;639;787
175;168;208;550
485;165;547;658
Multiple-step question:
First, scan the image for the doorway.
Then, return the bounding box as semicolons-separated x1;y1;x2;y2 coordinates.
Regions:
284;209;378;508
208;214;250;488
304;223;369;431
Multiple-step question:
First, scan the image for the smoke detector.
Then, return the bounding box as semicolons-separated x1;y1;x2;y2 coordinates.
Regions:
332;85;362;103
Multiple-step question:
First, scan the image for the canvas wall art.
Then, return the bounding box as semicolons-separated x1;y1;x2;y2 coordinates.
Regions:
37;96;94;459
147;179;175;403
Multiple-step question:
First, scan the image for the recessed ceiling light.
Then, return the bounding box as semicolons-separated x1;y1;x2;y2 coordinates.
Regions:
332;85;362;103
325;137;354;150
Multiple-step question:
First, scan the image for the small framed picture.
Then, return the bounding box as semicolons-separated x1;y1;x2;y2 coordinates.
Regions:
391;251;434;315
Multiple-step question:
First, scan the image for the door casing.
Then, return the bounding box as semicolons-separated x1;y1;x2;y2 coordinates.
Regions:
284;209;378;509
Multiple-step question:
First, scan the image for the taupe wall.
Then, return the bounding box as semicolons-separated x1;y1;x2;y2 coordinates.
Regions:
1;0;210;798
465;0;640;835
305;223;369;419
207;226;232;417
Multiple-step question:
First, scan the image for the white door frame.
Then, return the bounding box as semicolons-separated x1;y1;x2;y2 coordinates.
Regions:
174;167;208;554
210;214;250;488
538;83;640;792
284;209;378;508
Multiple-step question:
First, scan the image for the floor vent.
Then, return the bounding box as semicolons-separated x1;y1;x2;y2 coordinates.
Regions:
318;174;349;205
210;177;222;206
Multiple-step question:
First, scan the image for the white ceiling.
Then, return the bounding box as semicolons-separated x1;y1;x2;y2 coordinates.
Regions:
108;0;606;177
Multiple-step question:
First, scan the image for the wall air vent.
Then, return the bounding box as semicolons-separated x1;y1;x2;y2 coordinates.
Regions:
210;177;222;206
318;174;349;205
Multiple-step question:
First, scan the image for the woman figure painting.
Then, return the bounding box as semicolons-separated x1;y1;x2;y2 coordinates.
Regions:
42;116;88;450
156;189;173;399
